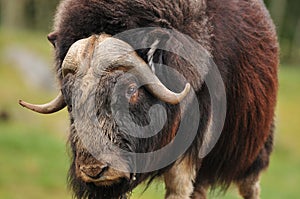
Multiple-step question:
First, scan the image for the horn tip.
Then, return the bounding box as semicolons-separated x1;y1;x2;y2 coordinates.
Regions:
19;100;35;111
176;83;191;104
185;83;191;92
19;100;26;107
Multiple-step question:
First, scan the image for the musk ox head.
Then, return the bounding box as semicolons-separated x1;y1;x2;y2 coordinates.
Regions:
20;33;192;198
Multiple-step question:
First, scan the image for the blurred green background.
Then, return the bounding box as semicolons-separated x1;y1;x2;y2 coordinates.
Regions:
0;0;299;198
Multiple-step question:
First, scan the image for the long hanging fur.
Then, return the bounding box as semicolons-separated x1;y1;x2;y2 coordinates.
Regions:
51;0;279;198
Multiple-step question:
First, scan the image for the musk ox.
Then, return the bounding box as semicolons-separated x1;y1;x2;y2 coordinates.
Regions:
20;0;279;199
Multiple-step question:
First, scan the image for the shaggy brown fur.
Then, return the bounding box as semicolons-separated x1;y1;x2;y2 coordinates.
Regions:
48;0;278;198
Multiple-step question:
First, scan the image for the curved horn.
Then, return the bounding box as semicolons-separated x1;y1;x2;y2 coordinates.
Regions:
19;92;66;114
62;35;109;77
93;37;191;105
62;37;91;77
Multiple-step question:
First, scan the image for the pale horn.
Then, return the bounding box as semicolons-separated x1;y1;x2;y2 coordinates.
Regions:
19;93;66;114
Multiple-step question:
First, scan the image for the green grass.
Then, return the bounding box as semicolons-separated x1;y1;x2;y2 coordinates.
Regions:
0;29;300;199
0;122;70;199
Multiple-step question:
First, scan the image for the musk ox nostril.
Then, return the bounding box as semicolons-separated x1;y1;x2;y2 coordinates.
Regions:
80;164;108;179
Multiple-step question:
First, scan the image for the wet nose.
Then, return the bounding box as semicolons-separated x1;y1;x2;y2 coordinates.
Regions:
80;164;108;179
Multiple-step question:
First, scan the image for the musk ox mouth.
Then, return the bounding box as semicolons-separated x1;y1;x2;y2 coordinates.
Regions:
75;152;131;187
77;166;131;187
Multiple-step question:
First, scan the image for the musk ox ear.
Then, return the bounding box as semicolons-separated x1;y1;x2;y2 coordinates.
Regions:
47;32;58;47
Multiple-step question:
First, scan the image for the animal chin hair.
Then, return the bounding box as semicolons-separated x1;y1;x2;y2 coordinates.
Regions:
68;166;131;199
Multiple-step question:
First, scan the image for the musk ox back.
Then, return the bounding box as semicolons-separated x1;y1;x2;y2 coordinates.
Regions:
20;0;278;199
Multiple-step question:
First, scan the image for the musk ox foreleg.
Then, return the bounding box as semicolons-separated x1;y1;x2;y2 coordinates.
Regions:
164;156;196;199
237;174;261;199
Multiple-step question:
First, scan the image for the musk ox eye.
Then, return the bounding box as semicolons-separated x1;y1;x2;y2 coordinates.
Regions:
126;84;137;96
126;84;138;102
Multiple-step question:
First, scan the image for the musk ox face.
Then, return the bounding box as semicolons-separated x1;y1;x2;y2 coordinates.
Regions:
38;34;190;192
19;32;193;197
